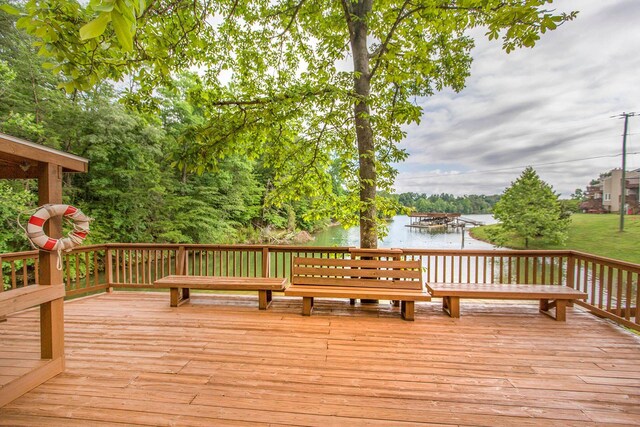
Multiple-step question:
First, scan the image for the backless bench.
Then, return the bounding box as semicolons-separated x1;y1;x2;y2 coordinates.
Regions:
153;275;289;309
426;283;587;321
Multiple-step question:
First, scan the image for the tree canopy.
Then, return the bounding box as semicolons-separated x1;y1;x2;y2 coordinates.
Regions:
4;0;576;247
0;8;335;258
492;167;569;248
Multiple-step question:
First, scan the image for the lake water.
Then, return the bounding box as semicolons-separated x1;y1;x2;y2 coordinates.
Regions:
307;214;498;250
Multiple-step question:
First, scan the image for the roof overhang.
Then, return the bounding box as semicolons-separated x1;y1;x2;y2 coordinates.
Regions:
0;132;89;179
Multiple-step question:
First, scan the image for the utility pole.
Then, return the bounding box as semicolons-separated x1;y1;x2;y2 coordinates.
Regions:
613;112;637;232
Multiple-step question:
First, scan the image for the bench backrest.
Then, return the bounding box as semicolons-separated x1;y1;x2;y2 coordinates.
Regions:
292;257;423;290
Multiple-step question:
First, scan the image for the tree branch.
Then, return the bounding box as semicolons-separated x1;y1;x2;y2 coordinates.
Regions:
369;0;415;80
340;0;355;38
274;0;307;39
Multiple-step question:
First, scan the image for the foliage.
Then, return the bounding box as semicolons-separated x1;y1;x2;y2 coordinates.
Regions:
0;9;336;254
10;0;577;248
491;167;569;248
0;181;36;254
398;192;499;214
570;188;585;201
559;198;581;214
472;214;640;264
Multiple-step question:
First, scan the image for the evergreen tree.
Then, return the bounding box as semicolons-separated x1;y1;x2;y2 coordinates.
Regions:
492;167;568;248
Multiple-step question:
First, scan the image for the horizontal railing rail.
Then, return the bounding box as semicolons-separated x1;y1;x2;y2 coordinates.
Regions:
2;244;638;330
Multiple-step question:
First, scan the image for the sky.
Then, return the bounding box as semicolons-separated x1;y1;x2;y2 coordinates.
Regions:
393;0;640;198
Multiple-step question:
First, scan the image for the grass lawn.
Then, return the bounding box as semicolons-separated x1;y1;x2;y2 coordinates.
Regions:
471;214;640;264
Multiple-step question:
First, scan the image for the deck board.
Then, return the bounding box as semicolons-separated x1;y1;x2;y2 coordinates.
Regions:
1;291;639;425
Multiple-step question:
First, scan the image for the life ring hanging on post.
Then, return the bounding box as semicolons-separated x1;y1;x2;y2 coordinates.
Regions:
26;204;91;252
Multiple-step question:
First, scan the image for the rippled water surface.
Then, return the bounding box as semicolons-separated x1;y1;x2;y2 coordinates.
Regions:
308;214;498;250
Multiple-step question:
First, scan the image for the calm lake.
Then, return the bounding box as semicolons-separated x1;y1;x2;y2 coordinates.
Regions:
307;214;498;250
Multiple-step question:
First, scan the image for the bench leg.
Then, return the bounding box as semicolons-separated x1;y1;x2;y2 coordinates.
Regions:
539;299;549;312
443;296;460;318
400;301;415;321
170;287;190;307
258;290;273;310
540;299;567;321
302;297;314;316
555;300;567;321
349;299;356;306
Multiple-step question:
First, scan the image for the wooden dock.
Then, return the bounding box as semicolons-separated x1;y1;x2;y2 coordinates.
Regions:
407;213;484;229
1;291;639;425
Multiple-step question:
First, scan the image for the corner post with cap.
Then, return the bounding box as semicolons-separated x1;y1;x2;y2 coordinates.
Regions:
38;162;65;365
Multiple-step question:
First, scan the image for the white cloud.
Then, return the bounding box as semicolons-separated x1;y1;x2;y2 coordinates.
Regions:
393;0;640;197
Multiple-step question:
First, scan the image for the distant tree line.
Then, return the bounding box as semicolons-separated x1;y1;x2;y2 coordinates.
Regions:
396;193;500;215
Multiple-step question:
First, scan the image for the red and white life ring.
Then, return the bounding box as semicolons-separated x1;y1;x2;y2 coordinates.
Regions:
26;204;91;252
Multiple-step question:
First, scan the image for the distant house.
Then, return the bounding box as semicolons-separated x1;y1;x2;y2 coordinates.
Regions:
580;168;640;214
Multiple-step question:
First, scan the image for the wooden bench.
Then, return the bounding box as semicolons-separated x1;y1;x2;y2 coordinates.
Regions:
153;275;289;309
426;283;588;321
285;257;431;320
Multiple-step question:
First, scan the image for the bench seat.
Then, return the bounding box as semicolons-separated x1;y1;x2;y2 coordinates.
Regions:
426;283;588;321
153;275;289;309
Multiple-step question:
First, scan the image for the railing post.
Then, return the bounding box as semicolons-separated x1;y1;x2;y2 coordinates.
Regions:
176;246;187;276
38;163;65;366
566;253;576;288
105;246;113;293
565;252;576;307
172;246;188;307
0;255;4;322
262;247;270;278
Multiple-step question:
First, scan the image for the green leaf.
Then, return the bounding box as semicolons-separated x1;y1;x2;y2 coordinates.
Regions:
95;4;115;13
111;10;133;51
80;13;111;40
0;4;21;15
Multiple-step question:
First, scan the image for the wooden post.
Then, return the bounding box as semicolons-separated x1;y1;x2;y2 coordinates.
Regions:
391;250;401;307
174;246;189;303
565;254;576;307
0;255;5;322
565;254;576;288
38;163;65;365
302;296;314;316
261;247;270;278
105;247;113;293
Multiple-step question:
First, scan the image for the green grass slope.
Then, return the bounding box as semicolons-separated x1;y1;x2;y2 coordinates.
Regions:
471;214;640;264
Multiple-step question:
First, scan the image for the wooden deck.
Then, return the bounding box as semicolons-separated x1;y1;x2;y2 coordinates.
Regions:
1;291;640;426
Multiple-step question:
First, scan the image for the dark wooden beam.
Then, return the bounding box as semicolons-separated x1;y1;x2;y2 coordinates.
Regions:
0;164;40;179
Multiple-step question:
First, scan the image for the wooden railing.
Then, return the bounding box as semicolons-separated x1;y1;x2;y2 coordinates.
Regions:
2;244;638;331
1;246;107;297
399;249;571;285
571;251;640;331
0;250;39;291
104;244;353;288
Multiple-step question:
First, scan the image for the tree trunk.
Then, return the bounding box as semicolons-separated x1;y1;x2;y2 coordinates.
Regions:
348;0;377;249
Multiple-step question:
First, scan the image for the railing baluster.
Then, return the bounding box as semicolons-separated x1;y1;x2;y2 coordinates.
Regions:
624;270;632;321
597;264;605;308
615;268;623;316
635;271;640;325
11;261;17;289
